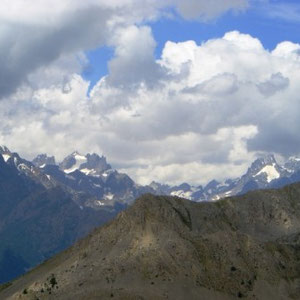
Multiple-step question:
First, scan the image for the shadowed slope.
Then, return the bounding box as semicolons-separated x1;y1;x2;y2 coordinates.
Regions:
0;154;118;284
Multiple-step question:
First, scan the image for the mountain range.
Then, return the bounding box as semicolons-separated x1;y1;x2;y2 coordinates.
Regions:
3;146;300;205
1;185;300;299
150;154;300;201
1;145;300;285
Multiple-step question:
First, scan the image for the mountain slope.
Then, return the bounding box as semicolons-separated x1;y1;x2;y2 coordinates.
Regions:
0;153;119;284
2;184;300;300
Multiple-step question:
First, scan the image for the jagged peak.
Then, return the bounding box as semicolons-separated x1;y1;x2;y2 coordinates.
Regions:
0;146;19;164
204;179;220;190
64;151;106;160
173;182;191;191
247;154;278;173
59;151;111;176
87;152;105;158
32;154;56;168
254;154;276;165
0;145;11;153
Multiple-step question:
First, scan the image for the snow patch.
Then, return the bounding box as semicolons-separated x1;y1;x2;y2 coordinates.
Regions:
101;169;114;178
282;166;293;173
80;168;96;176
170;190;193;200
2;154;11;162
64;154;87;174
290;157;300;162
74;153;86;161
96;200;105;206
104;193;114;201
212;195;220;201
255;164;280;183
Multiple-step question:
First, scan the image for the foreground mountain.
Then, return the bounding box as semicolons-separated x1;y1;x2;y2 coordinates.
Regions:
2;184;300;300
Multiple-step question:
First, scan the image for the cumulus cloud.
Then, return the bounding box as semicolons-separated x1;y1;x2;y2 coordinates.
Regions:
107;25;164;87
257;73;289;97
0;5;110;98
2;30;300;186
0;0;249;99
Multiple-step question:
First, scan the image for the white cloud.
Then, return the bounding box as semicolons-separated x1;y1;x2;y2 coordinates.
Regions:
2;30;300;186
107;25;163;87
0;0;250;99
257;73;289;97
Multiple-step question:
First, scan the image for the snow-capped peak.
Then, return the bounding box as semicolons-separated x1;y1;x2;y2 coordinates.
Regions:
0;145;10;153
0;146;12;162
60;152;87;174
245;154;280;178
250;154;276;169
59;152;111;176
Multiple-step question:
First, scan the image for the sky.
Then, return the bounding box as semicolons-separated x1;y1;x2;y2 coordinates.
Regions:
1;0;300;186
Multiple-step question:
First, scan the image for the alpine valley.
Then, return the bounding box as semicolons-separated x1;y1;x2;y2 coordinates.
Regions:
1;145;300;287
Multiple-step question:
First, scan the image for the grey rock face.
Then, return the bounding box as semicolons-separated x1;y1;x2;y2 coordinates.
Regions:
32;154;56;167
59;153;77;171
82;153;111;174
285;157;300;173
